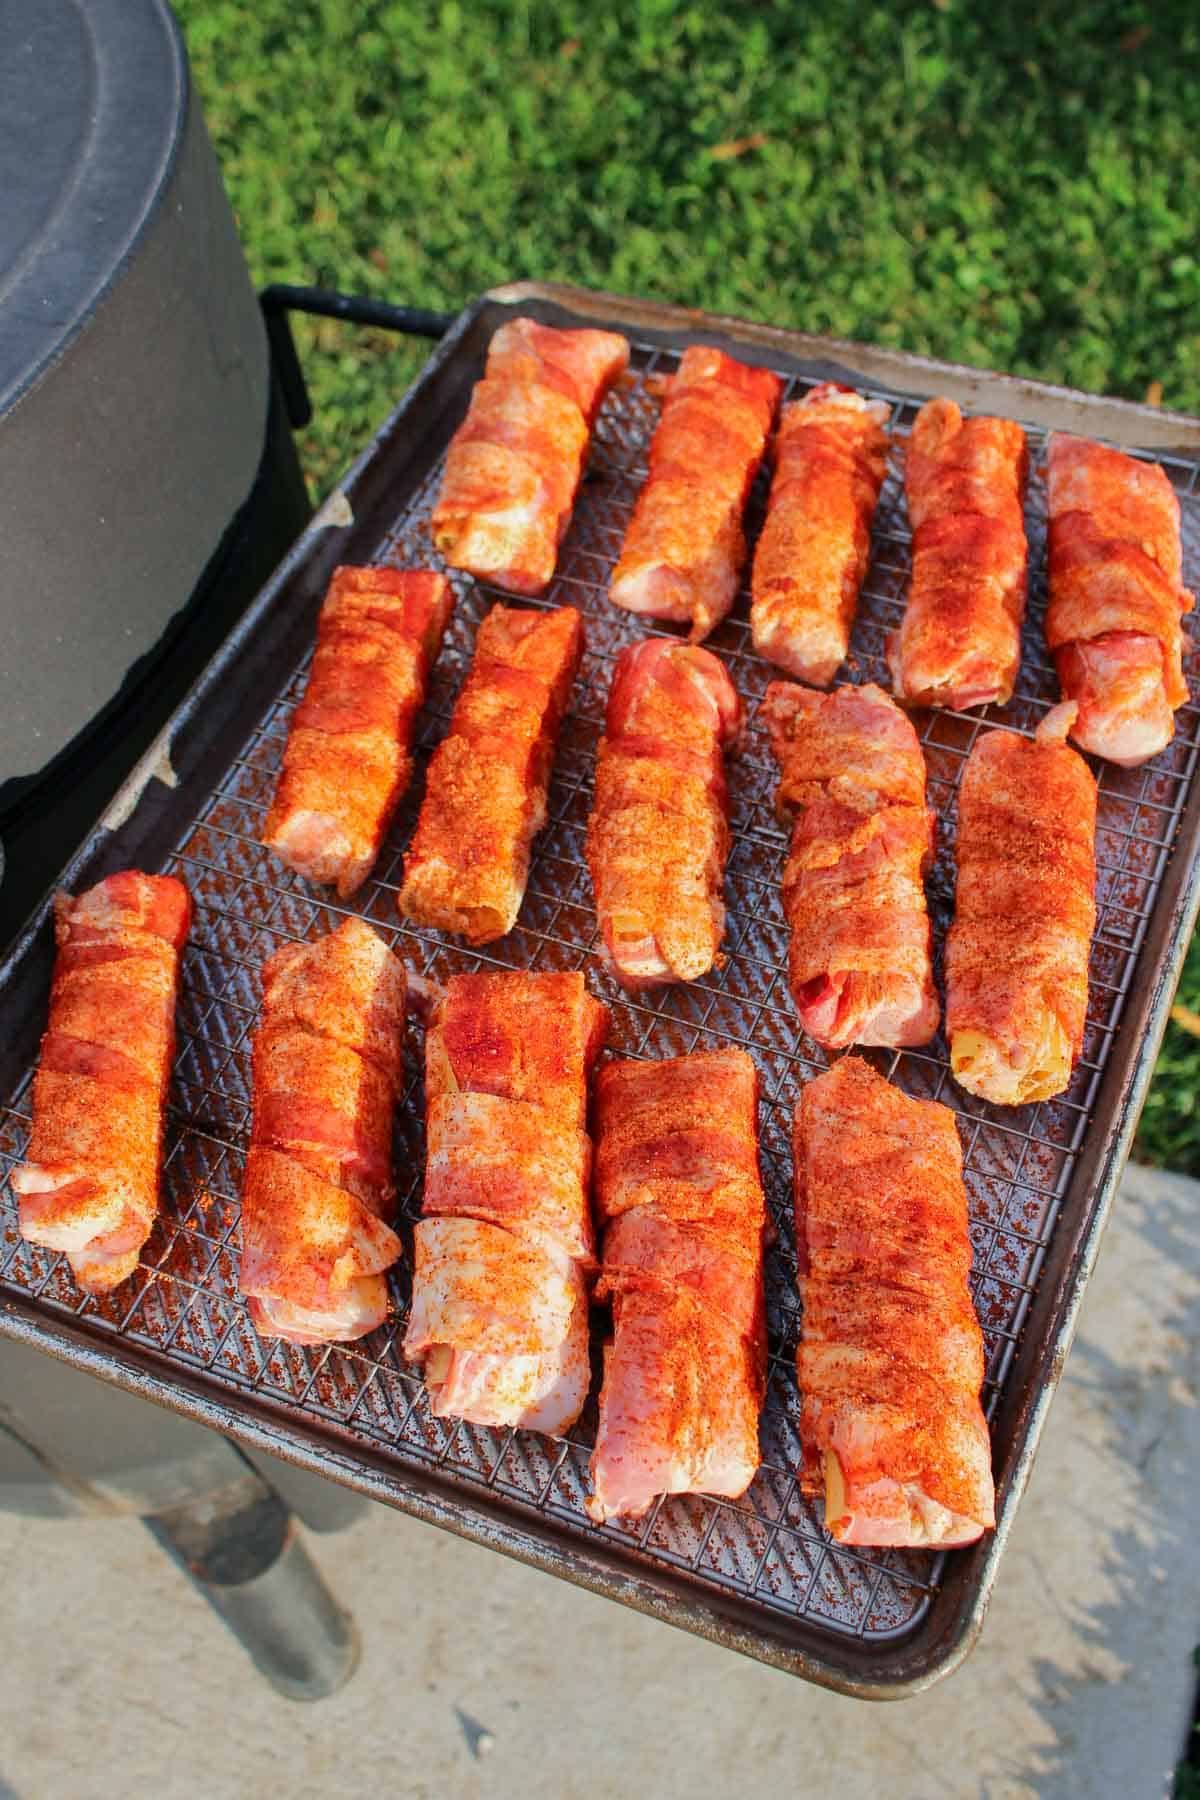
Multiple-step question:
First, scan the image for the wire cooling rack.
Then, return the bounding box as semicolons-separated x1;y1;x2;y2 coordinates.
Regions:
1;323;1198;1659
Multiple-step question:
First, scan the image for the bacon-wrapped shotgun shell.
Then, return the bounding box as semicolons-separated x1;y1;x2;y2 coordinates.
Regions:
12;872;192;1293
763;681;939;1049
1046;433;1195;766
405;971;608;1436
398;603;583;943
263;567;453;898
587;1050;767;1524
586;638;741;989
610;346;782;641
795;1057;995;1549
889;399;1029;710
945;704;1097;1106
239;918;406;1345
750;384;890;685
431;317;629;596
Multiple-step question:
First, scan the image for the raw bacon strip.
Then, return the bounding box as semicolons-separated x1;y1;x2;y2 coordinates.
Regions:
49;871;192;950
1046;434;1194;765
423;1092;593;1264
751;384;890;685
889;399;1029;709
610;347;783;640
12;872;192;1293
763;681;939;1049
588;1050;766;1523
239;918;406;1345
263;566;453;898
405;971;608;1436
431;317;629;596
398;603;583;943
794;1056;995;1549
586;638;742;989
946;704;1097;1106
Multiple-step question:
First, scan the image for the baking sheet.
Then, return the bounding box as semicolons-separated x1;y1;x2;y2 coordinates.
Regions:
1;282;1198;1694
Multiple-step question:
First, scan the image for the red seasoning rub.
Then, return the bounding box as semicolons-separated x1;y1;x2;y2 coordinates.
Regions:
795;1057;995;1549
588;1050;767;1524
890;399;1029;710
586;638;742;989
763;681;939;1049
12;872;192;1293
946;704;1097;1107
405;971;608;1436
751;384;891;685
239;918;406;1345
263;567;453;898
431;317;629;596
1046;433;1195;766
398;603;583;943
610;346;783;640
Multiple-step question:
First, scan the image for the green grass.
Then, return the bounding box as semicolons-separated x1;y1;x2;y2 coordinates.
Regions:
1137;933;1200;1170
174;0;1200;1167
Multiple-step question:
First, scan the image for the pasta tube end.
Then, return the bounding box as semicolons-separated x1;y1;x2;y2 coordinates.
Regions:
950;1016;1071;1106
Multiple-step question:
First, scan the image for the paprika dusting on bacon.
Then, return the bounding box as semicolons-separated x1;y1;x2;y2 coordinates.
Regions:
263;566;453;898
763;681;939;1049
12;871;193;1293
398;602;583;943
751;383;890;685
610;346;782;640
794;1056;995;1549
1045;433;1194;765
586;637;741;989
587;1050;767;1524
239;917;406;1345
405;971;608;1436
431;317;629;596
946;704;1097;1107
890;398;1029;710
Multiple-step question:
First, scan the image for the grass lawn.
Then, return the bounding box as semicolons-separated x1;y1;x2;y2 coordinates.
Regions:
174;0;1200;1168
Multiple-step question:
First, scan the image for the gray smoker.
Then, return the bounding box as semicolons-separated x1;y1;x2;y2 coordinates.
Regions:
0;0;311;935
0;0;367;1698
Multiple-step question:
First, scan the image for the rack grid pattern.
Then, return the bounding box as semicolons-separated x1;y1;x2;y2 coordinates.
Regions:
1;339;1197;1646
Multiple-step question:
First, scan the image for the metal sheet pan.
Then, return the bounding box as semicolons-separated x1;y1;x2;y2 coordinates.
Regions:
1;281;1199;1697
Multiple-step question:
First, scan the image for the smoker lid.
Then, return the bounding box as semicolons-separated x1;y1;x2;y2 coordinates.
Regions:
0;0;271;804
0;0;186;420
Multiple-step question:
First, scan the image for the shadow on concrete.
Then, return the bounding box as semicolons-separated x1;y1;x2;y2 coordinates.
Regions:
1005;1165;1200;1798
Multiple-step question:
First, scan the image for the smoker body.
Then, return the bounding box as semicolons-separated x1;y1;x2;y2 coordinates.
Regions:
0;0;367;1689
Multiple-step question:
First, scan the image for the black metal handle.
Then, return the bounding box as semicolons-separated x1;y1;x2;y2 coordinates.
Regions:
260;284;456;429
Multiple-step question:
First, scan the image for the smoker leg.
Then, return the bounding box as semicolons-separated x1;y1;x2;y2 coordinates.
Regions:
0;1342;362;1696
143;1467;360;1701
240;1447;370;1534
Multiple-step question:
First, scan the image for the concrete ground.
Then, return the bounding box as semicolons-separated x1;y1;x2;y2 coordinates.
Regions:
0;1162;1196;1800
